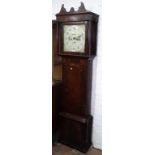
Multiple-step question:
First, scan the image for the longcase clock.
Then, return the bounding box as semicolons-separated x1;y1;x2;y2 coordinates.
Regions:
56;2;99;153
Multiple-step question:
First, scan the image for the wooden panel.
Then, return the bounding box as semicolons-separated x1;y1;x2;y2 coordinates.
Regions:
52;82;62;142
61;58;92;116
52;20;62;65
52;20;62;142
59;114;92;153
52;20;62;81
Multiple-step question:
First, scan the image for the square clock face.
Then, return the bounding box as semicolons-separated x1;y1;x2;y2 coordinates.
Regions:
63;24;86;53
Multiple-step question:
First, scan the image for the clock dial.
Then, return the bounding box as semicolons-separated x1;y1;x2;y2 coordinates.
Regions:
63;25;85;53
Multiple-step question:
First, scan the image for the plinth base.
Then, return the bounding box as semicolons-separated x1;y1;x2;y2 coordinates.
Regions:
58;112;93;153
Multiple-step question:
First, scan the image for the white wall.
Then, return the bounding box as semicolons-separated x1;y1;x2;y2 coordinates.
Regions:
103;0;155;155
52;0;102;150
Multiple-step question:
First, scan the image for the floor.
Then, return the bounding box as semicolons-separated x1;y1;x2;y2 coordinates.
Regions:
52;143;102;155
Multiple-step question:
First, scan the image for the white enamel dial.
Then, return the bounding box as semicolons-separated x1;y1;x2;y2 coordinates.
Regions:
63;24;85;53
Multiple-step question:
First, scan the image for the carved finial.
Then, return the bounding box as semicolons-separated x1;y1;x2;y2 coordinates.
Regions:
70;7;75;13
57;2;89;15
78;2;87;12
59;4;67;14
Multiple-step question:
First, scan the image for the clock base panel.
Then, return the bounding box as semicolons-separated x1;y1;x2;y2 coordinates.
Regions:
58;112;93;153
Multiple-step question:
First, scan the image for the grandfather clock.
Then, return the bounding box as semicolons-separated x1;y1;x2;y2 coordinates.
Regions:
56;2;99;153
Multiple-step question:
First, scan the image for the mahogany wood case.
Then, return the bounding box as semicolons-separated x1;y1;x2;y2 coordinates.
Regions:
54;3;99;153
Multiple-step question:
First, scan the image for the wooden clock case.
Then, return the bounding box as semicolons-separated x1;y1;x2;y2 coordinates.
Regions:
55;3;99;153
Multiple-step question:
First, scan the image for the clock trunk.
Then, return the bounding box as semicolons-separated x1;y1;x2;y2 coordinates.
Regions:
61;57;93;116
